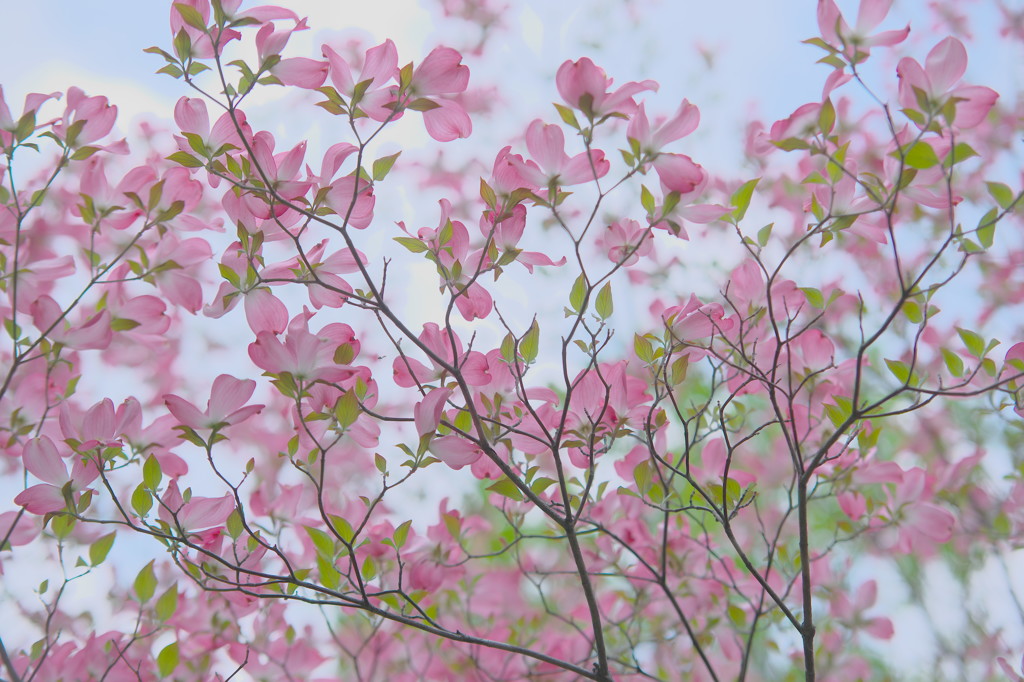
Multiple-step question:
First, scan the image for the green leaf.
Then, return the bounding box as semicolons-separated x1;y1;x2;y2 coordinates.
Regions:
569;274;587;313
595;282;613;319
157;641;179;677
372;152;401;181
530;477;557;495
215;504;239;538
634;334;654;363
143;455;162;490
520;319;540;363
305;525;337;558
757;223;774;247
800;287;825;309
553;102;580;130
334;343;355;365
487;477;524;501
173;28;192;61
479;178;496;208
885;358;912;385
817;98;835;134
986;181;1015;210
902;300;923;324
944;142;977;167
773;138;810;152
50;514;75;539
134;561;157;602
977;207;997;248
640;185;655;215
633;460;652;494
155;584;178;621
957;327;985;357
166;151;204;168
174;3;207;30
394;236;428;253
393;520;411;549
670;354;689;385
88;532;116;566
500;332;516;362
902;141;939;169
334;390;360;428
329;515;356;543
131;484;153;517
941;349;964;377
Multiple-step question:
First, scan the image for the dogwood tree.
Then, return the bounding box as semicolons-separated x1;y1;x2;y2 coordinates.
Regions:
2;0;1023;680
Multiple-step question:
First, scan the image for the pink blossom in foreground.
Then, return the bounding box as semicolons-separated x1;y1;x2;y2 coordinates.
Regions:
556;57;657;118
897;36;998;129
323;39;399;121
164;374;265;433
428;435;485;469
158;480;234;533
627;100;700;156
512;119;609;186
14;436;100;515
249;310;359;384
408;47;473;141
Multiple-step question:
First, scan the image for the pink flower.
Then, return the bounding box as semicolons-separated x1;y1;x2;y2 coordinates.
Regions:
663;294;734;343
164;374;264;433
52;87;119;149
626;100;700;156
652;153;705;194
173;96;250;157
323;40;399;121
817;0;910;62
0;85;60;148
31;296;112;350
248;310;359;384
512;119;609;186
428;435;484;469
415;387;454;438
897;37;998;129
556;58;657;118
59;398;139;451
599;219;652;267
408;47;473;141
325;175;375;229
14;436;100;515
158;480;234;533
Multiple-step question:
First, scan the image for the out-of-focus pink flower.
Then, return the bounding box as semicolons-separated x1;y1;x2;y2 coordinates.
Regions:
817;0;909;61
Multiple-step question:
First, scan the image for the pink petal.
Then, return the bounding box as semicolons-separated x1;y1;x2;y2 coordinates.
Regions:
856;0;893;31
423;99;472;142
23;436;68;486
272;57;328;89
428;435;484;469
209;374;257;420
925;37;967;95
164;394;207;430
415;387;453;438
14;485;67;515
244;287;289;335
